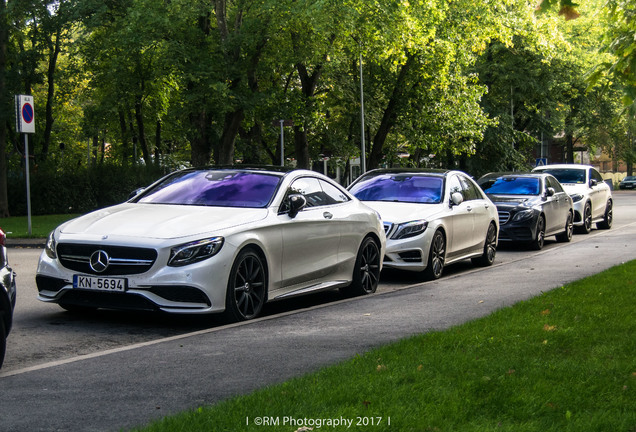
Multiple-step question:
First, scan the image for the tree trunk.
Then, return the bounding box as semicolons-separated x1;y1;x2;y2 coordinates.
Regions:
368;54;415;169
217;109;244;165
42;27;61;160
134;97;150;163
190;109;211;167
0;0;9;216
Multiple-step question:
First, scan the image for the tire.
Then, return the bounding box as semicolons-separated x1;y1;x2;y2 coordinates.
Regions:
597;200;613;230
423;230;446;280
575;202;592;234
224;248;267;322
555;211;574;242
0;317;6;370
472;223;497;267
344;237;381;296
530;215;545;250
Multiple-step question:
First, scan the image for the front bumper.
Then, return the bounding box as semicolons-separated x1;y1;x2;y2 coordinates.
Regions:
36;245;231;315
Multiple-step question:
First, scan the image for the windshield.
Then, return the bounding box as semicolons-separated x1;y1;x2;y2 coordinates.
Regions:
137;170;282;208
540;168;585;184
349;173;444;203
482;177;540;195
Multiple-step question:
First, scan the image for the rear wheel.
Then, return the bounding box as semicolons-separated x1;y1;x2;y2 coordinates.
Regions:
344;237;381;296
556;212;573;242
472;223;497;266
224;248;267;322
423;230;446;280
597;200;613;230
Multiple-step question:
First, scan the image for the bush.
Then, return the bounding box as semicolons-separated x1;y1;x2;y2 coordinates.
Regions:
7;163;167;216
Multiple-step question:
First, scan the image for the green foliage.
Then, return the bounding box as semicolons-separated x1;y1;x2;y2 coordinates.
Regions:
7;162;164;216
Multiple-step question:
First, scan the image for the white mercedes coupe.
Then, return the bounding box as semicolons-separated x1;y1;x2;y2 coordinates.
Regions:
349;169;498;280
36;167;385;321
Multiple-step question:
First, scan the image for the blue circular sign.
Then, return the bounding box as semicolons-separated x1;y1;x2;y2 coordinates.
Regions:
22;103;34;123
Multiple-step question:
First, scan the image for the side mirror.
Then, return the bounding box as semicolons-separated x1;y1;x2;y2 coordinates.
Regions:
287;194;307;218
589;179;598;187
450;192;464;207
546;187;555;197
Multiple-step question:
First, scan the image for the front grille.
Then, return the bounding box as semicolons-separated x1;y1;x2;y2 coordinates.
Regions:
36;275;68;292
148;286;211;306
59;290;159;312
498;211;510;224
398;251;422;263
57;243;158;276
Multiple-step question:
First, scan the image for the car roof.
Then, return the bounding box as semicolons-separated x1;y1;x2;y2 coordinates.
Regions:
361;168;453;177
533;164;592;170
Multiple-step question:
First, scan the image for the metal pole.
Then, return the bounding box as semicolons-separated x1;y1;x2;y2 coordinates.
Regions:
24;134;32;235
359;49;366;174
279;120;285;166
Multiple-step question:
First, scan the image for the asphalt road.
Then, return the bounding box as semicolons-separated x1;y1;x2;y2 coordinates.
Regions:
2;191;636;431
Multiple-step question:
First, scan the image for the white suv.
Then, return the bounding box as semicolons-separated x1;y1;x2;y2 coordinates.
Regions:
532;164;612;233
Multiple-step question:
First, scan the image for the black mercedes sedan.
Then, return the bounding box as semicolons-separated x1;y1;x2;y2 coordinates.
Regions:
0;227;17;369
478;173;573;250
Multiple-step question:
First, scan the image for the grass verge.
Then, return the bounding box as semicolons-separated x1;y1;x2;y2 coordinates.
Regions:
0;214;79;238
133;261;636;432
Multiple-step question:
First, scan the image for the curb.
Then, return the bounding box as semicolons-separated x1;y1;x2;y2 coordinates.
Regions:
6;238;46;248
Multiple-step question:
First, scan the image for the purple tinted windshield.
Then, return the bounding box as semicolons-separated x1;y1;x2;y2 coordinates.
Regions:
350;173;443;203
482;177;540;195
138;170;282;208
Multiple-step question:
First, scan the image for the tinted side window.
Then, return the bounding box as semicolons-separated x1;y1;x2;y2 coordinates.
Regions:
459;175;481;201
448;175;463;200
319;180;350;204
590;168;604;183
546;176;564;193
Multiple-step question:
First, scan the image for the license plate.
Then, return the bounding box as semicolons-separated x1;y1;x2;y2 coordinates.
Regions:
73;275;127;292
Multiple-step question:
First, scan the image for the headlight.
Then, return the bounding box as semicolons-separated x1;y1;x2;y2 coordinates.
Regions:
168;237;224;267
512;209;535;222
45;230;57;259
570;193;583;203
391;220;428;240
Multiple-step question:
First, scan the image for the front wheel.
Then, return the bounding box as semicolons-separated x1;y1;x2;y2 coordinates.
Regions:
344;237;381;296
472;223;497;266
556;212;573;242
530;215;545;250
423;230;446;280
224;248;267;322
597;200;613;230
575;202;592;234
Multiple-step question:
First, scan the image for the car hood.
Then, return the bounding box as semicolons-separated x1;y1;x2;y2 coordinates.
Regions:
360;201;446;223
59;203;269;240
487;195;537;206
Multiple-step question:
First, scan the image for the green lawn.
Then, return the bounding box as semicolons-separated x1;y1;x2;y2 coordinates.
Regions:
132;262;636;432
0;214;79;238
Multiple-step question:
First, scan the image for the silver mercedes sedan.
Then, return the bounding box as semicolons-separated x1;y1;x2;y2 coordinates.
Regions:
349;168;498;280
36;167;385;321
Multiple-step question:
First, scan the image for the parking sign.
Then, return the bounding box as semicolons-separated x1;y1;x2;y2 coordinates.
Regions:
15;95;35;134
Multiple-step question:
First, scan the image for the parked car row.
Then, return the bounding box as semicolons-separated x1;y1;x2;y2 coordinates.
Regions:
26;164;610;325
0;163;617;369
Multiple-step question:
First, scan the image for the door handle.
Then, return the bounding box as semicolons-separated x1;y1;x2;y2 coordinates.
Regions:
323;212;333;219
466;206;473;212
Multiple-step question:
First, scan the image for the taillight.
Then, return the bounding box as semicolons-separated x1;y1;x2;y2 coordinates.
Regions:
0;228;5;247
